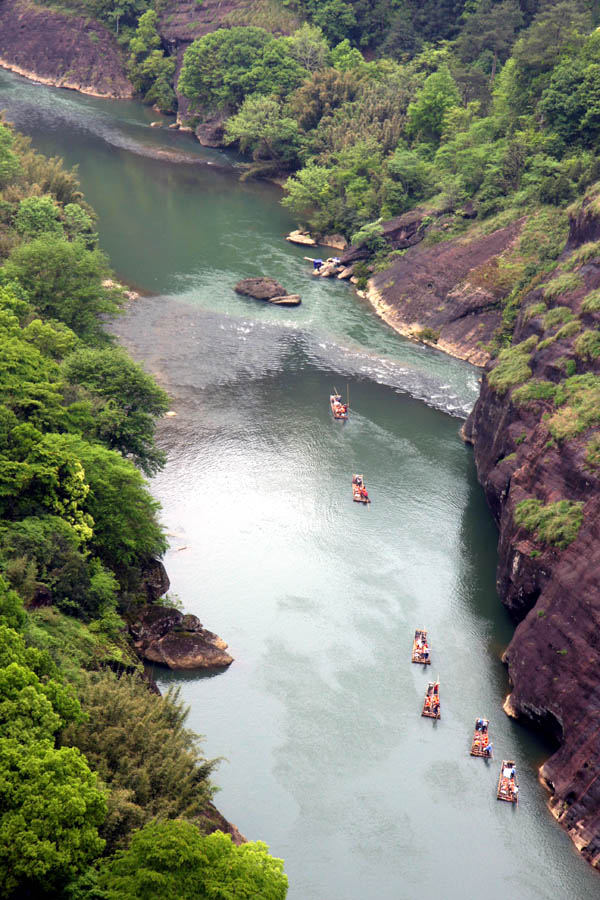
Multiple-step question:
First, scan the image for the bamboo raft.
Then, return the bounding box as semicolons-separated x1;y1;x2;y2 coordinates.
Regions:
422;681;440;718
470;719;493;758
352;474;370;504
411;629;431;665
497;760;518;803
330;394;348;420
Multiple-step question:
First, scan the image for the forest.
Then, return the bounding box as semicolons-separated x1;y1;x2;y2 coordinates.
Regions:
0;126;288;897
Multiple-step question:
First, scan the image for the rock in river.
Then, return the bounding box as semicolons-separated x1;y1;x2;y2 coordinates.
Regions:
129;604;233;670
234;277;301;306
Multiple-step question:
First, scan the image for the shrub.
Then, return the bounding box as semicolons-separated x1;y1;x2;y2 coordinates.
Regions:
585;433;600;468
488;336;537;394
538;319;581;350
416;327;440;343
523;301;546;321
512;380;557;405
581;289;600;313
563;239;600;270
543;306;574;330
575;329;600;360
514;498;584;549
548;374;600;440
556;356;577;376
541;272;583;300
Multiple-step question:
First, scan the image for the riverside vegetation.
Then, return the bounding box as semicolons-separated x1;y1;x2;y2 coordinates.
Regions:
0;123;288;898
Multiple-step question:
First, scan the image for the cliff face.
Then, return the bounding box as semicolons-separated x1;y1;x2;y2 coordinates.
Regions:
365;212;525;365
0;0;133;97
464;191;600;867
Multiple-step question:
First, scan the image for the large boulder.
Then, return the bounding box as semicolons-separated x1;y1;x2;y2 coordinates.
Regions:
129;604;233;670
234;278;301;305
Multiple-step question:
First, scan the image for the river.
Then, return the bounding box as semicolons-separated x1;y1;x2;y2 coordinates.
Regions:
1;68;598;900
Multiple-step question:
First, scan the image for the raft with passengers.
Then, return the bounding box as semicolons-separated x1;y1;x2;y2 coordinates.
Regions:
352;474;370;504
497;760;518;802
470;718;493;758
412;629;431;664
330;393;348;420
422;681;440;718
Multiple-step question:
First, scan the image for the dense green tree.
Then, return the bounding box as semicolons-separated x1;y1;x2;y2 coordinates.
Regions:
178;27;274;111
96;821;287;900
128;10;176;112
406;65;462;145
55;435;166;570
63;672;218;849
14;195;63;239
0;740;106;897
2;236;122;341
0;123;21;188
285;23;329;72
63;346;169;476
225;96;301;173
455;0;523;84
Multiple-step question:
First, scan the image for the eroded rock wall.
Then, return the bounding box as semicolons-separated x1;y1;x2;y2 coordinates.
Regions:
364;213;525;365
464;194;600;867
0;0;133;97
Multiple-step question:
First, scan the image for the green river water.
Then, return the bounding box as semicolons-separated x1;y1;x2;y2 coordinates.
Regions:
1;67;598;900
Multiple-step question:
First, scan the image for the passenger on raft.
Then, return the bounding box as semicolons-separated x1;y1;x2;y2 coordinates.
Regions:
360;486;369;500
313;258;324;271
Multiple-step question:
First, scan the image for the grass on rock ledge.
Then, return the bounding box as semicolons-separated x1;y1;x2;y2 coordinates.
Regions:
514;498;584;550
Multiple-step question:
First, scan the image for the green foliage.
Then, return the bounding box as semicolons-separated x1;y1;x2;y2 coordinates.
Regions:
488;336;537;393
585;432;600;468
350;219;384;251
96;821;288;900
128;10;176;112
63;346;169;476
581;288;600;313
514;497;584;549
24;607;140;682
179;27;306;113
63;671;217;850
575;329;600;360
511;379;557;405
0;123;21;187
541;272;583;300
523;300;546;321
416;326;441;343
225;96;301;173
47;434;166;571
14;195;63;239
406;65;461;146
548;373;600;440
2;235;122;342
543;305;574;329
563;239;600;270
0;739;106;895
538;318;581;349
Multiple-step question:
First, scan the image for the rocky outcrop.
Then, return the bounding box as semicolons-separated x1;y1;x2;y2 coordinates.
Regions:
129;604;233;669
365;216;525;365
234;277;301;306
464;196;600;868
0;0;133;98
195;113;227;147
139;558;170;602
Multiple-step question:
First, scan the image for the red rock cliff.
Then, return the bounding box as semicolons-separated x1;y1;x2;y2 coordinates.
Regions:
0;0;133;97
464;189;600;868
